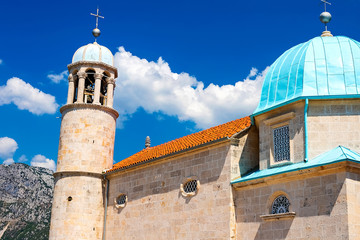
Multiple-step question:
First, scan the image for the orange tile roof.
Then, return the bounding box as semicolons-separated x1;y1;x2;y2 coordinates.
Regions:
106;116;251;173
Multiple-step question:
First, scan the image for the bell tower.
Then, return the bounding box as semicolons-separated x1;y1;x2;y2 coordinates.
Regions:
49;9;118;240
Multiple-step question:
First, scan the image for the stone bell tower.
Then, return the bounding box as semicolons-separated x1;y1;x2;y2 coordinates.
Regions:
49;10;118;239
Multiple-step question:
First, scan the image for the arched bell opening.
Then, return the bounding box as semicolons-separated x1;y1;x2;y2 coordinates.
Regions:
72;70;79;103
84;69;96;104
100;72;109;106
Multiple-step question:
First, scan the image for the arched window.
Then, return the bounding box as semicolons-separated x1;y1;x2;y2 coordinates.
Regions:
271;195;290;214
100;72;109;105
84;69;96;103
72;70;79;103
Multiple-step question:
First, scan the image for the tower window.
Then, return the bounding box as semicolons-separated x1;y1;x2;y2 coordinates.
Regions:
271;195;290;214
273;125;290;162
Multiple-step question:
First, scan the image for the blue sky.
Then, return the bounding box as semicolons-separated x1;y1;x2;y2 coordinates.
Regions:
0;0;359;170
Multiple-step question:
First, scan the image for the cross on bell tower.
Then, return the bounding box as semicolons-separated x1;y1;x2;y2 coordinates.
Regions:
90;7;104;41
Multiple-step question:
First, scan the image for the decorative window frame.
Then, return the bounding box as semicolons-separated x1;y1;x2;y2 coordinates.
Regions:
260;191;296;221
264;112;295;167
114;193;128;209
180;176;200;197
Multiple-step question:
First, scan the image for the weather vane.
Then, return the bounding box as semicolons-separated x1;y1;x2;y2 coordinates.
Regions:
320;0;332;36
90;7;104;42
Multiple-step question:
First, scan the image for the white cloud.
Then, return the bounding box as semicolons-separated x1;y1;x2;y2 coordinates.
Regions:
113;47;268;129
30;154;56;171
48;70;68;83
0;137;18;159
3;158;14;165
248;67;258;78
0;77;59;115
0;59;3;65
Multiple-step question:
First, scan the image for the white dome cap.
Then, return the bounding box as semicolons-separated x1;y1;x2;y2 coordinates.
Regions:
72;42;114;66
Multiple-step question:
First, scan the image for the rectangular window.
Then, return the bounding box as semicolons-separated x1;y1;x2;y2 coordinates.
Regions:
273;125;290;162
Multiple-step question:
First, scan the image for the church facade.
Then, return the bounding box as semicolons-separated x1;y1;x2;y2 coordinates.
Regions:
49;21;360;240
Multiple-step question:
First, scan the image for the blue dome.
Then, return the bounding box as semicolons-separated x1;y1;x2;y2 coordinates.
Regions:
72;42;114;66
254;36;360;115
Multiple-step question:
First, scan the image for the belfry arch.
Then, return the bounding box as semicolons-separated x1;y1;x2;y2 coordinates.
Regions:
66;62;117;108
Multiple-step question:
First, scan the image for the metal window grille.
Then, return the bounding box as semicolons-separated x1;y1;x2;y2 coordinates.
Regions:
271;195;290;214
183;180;198;193
273;125;290;162
116;194;127;205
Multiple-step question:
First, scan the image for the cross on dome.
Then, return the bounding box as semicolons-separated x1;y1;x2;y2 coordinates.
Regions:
319;0;332;36
321;0;331;12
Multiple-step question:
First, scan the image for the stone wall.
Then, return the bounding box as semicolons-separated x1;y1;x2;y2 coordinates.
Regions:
234;172;349;239
105;143;235;240
346;172;360;239
57;105;117;173
50;104;117;240
230;126;259;180
307;99;360;159
49;175;105;240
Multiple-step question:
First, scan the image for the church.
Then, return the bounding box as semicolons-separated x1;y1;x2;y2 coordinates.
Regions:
49;7;360;240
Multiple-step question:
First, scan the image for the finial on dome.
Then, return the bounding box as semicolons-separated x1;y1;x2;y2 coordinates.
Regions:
90;7;104;42
320;0;333;37
145;136;151;148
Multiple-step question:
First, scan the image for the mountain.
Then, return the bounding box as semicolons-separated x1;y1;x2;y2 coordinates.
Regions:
0;163;54;240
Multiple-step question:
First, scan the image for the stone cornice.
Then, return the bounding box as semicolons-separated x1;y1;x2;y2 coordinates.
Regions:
232;161;360;190
260;212;296;221
53;171;103;179
60;103;119;119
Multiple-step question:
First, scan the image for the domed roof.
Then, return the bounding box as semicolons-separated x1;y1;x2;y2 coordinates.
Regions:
254;36;360;115
72;42;114;66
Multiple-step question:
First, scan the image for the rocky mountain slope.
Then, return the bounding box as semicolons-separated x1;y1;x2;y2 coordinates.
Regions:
0;163;54;240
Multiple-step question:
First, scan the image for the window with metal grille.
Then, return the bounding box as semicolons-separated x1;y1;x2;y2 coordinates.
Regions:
116;194;127;205
273;125;290;162
183;180;198;193
271;195;290;214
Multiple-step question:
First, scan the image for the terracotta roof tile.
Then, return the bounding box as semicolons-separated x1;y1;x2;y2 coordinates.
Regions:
107;116;251;173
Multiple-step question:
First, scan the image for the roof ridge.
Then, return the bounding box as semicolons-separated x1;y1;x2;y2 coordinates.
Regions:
142;117;249;149
108;116;251;173
338;145;360;160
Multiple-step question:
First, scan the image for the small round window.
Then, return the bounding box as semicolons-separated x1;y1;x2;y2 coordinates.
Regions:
114;194;128;208
184;180;197;193
271;195;290;214
180;177;200;197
